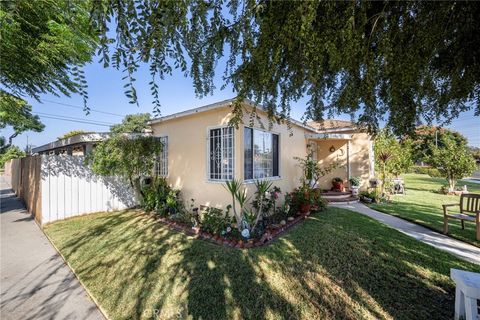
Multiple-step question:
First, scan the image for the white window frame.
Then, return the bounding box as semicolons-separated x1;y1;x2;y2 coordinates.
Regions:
206;125;235;182
243;126;281;182
155;136;168;177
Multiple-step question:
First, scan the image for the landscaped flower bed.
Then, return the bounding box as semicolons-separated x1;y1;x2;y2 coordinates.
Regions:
155;212;310;249
141;176;327;248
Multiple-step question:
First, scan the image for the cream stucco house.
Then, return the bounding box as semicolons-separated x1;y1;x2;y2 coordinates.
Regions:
148;99;374;208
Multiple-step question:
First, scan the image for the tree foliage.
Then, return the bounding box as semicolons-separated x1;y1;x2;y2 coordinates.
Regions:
2;1;478;135
86;113;160;201
88;1;479;135
0;0;97;107
411;126;468;164
0;92;44;152
85;134;163;201
110;113;151;133
429;136;476;190
57;130;92;140
374;129;413;194
0;145;25;168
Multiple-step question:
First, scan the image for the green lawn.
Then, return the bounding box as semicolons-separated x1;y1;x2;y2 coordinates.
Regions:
371;173;480;247
44;208;479;320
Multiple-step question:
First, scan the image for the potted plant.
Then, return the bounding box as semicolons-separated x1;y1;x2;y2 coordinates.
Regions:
288;187;314;214
349;176;360;196
331;177;344;192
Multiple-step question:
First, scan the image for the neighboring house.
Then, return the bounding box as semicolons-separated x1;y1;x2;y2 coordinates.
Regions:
149;99;374;208
32;132;111;156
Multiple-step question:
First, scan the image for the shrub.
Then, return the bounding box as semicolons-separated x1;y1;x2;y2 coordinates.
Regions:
141;178;183;216
200;207;231;235
410;166;432;175
427;168;442;178
360;190;379;203
287;186;317;214
313;190;328;212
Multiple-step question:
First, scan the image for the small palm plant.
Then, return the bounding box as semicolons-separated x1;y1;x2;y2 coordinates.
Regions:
224;179;250;231
251;180;273;234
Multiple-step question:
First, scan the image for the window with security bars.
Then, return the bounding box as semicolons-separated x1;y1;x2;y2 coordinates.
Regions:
155;136;168;177
208;127;234;180
244;127;279;180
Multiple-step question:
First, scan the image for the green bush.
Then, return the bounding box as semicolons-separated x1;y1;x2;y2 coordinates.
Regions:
427;168;442;178
141;178;183;216
410;166;431;175
360;190;379;203
200;207;231;235
409;166;443;178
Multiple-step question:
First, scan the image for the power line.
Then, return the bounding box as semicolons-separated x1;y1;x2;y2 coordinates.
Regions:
34;112;115;125
40;99;126;117
35;115;112;127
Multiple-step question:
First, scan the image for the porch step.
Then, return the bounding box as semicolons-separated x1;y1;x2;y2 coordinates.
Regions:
321;191;353;200
326;196;359;203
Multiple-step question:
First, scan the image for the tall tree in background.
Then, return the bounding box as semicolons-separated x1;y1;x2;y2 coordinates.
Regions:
0;145;25;168
110;113;151;133
411;126;468;165
430;136;476;190
0;92;44;152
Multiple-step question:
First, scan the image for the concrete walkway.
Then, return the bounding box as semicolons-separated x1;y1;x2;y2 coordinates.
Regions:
0;176;104;320
331;202;480;265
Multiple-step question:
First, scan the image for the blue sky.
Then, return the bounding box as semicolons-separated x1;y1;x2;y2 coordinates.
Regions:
5;57;480;149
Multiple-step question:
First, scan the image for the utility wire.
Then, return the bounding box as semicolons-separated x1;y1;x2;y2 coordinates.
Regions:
40;99;126;117
35;115;112;127
34;112;115;125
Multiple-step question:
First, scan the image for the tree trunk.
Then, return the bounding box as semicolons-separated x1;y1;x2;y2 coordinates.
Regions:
380;163;386;196
129;176;144;203
448;177;456;191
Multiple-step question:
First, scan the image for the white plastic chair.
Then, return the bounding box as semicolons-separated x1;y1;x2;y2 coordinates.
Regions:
451;269;480;320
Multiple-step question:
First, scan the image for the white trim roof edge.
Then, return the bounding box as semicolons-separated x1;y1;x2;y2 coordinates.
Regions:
148;98;323;133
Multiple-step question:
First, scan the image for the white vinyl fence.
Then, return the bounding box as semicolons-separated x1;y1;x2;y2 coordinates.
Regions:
9;155;136;224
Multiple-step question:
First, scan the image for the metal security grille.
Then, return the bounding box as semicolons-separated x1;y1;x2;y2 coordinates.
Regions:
155;136;168;177
208;127;234;180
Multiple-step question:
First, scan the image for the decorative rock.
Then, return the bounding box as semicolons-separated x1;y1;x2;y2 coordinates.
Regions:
259;231;272;244
287;216;294;222
280;220;286;225
192;227;200;235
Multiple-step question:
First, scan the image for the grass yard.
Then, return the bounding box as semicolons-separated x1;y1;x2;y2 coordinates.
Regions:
371;173;480;247
44;207;479;320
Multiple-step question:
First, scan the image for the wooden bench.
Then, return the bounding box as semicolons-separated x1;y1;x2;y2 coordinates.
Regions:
443;193;480;241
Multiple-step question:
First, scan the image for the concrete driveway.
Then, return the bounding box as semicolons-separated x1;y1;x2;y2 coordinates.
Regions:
0;176;104;320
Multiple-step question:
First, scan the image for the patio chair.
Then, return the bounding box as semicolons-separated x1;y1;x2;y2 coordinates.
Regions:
443;193;480;241
391;178;406;195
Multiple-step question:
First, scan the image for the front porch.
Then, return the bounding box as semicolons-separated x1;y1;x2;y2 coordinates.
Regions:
305;131;374;192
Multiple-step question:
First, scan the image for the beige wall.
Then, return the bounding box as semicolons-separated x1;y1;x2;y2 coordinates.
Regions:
151;105;307;208
311;132;373;190
151;104;373;208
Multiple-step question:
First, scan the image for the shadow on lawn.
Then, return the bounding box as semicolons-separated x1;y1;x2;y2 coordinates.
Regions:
48;209;480;320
